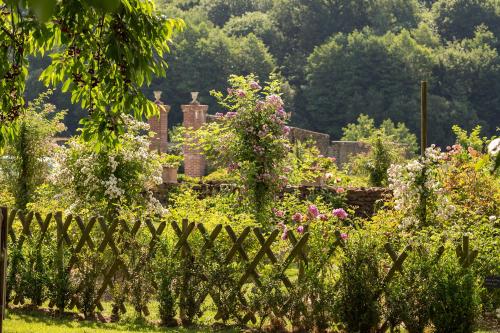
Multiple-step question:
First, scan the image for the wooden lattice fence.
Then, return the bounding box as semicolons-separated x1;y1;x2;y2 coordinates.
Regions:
0;207;478;328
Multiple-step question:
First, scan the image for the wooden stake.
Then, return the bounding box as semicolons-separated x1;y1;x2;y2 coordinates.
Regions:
421;81;428;157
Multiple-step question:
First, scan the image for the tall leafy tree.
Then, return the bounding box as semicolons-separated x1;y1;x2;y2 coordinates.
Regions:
432;0;500;44
435;27;500;135
144;18;277;125
305;29;434;139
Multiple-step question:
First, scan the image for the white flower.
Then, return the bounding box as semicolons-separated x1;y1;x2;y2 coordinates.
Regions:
489;215;497;222
103;174;124;199
108;155;118;172
488;138;500;156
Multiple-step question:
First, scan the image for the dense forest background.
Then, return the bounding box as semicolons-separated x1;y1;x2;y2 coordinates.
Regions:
27;0;500;145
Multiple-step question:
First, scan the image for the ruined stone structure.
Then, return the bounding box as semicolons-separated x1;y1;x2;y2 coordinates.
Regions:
148;93;390;216
151;93;373;177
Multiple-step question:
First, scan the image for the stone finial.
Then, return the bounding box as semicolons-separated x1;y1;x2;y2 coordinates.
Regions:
154;90;163;103
190;91;200;105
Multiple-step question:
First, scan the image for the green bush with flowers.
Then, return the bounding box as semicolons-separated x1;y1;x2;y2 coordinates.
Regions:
45;116;165;220
369;125;500;312
0;91;66;210
159;153;183;168
287;140;340;186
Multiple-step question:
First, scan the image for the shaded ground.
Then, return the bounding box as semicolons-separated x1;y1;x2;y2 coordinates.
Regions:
3;307;499;333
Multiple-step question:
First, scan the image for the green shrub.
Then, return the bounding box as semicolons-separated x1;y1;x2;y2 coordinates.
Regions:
158;274;176;325
47;245;72;314
348;130;407;187
6;244;24;303
287;267;336;331
20;239;49;306
153;240;178;326
336;232;383;332
73;250;103;319
0;92;65;210
248;265;289;331
385;247;434;333
342;114;418;154
429;253;481;333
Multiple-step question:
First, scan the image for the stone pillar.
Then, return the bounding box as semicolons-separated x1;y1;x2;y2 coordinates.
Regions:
148;91;170;153
182;92;208;178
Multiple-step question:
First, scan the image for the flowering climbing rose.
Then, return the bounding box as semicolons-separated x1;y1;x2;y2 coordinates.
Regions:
203;74;291;225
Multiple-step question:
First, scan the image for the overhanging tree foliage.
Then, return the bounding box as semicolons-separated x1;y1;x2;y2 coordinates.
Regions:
0;0;184;149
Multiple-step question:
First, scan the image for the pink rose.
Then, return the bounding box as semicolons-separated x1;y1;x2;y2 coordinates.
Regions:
250;81;261;90
266;94;283;108
297;225;305;234
336;187;345;194
308;205;320;219
275;210;285;218
340;233;348;240
332;208;348;220
281;228;288;240
283;126;290;136
292;212;303;222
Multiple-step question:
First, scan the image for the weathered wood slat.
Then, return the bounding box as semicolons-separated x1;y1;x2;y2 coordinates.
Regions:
172;220;195;255
238;229;279;288
281;232;309;274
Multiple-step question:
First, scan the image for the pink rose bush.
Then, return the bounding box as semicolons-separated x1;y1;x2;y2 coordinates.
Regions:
195;74;291;225
275;201;351;242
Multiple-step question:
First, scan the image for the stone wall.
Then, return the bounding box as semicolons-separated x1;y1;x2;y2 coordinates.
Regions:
195;112;371;170
288;127;331;155
345;187;390;217
328;141;371;168
154;183;391;217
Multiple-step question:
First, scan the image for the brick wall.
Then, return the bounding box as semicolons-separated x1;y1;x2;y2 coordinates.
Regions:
148;103;170;153
182;103;208;177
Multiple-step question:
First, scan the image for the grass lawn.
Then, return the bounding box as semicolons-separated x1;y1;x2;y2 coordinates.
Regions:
3;308;499;333
3;309;239;333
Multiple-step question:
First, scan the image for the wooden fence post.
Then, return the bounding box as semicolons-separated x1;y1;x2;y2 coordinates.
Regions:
179;219;191;325
0;207;9;333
